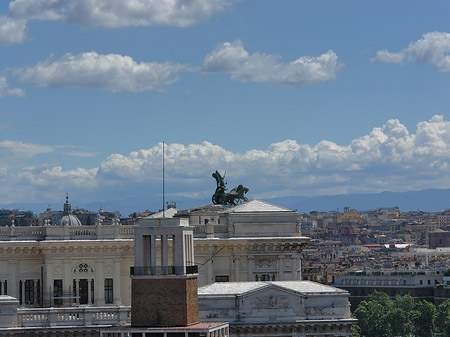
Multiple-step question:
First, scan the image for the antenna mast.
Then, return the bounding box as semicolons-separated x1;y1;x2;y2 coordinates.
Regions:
162;141;165;218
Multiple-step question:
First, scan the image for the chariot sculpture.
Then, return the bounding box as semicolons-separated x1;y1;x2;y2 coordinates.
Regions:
212;170;249;206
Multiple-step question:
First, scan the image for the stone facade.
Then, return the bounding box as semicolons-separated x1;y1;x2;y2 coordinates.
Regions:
0;200;309;310
198;281;354;337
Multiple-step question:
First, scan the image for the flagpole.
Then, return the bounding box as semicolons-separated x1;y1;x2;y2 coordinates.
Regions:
163;141;165;218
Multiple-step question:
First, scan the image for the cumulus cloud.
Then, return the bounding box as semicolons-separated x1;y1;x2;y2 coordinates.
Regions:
0;0;230;45
16;52;187;92
0;76;25;98
5;116;450;204
10;0;229;28
0;15;26;45
93;115;450;196
101;116;450;196
202;40;342;86
372;31;450;72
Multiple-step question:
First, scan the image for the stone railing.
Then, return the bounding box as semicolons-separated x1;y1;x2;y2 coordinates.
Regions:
193;224;230;238
16;306;131;328
194;226;206;234
0;225;135;241
214;225;229;233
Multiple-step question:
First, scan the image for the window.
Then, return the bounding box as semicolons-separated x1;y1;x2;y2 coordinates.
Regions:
54;280;63;305
0;280;6;295
105;278;113;304
255;274;276;281
215;275;229;282
25;280;34;305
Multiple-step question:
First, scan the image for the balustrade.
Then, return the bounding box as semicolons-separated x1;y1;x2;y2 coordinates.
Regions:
16;306;131;327
0;225;135;241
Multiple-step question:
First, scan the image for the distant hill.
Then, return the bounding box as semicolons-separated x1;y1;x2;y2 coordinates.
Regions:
268;188;450;214
1;188;450;216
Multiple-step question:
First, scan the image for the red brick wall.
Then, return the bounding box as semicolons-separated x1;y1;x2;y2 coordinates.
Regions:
131;277;199;327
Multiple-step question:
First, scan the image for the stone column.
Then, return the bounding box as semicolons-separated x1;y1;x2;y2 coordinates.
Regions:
161;234;168;274
173;232;184;274
248;255;254;281
88;279;92;304
113;258;122;305
207;259;213;284
44;260;53;306
278;255;285;281
150;235;156;271
230;254;239;282
75;279;80;304
0;280;3;295
63;258;72;306
297;255;302;280
142;235;150;268
7;259;17;300
292;254;302;281
33;279;38;306
95;258;105;306
21;280;25;305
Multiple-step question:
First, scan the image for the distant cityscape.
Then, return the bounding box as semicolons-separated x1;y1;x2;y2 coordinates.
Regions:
3;194;450;336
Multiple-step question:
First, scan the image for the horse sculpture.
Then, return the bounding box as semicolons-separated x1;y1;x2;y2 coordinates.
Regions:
212;171;249;206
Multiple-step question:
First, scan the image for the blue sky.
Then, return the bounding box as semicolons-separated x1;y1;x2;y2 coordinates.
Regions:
1;0;450;212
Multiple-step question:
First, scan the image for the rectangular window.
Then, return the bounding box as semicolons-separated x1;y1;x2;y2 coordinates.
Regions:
215;275;229;282
105;278;113;304
0;280;6;295
54;280;63;305
25;280;34;305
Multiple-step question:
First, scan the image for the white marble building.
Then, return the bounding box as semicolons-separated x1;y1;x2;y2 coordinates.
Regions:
198;281;354;336
0;197;356;336
175;200;310;285
0;198;309;309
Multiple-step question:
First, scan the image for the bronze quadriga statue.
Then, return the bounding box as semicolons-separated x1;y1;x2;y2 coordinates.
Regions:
212;170;249;206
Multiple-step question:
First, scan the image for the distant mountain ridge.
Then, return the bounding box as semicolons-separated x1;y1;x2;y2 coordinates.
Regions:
269;188;450;213
1;188;450;216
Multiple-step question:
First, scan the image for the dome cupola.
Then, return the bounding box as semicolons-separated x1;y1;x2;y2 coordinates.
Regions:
55;193;82;226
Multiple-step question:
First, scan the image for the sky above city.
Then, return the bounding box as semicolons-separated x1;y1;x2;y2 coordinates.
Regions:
1;0;450;211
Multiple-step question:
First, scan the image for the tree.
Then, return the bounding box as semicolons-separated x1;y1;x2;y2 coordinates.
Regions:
413;300;436;337
437;299;450;336
353;291;393;337
352;292;429;337
389;294;415;337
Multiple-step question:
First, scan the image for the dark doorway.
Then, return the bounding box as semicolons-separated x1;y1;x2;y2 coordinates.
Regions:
79;279;88;304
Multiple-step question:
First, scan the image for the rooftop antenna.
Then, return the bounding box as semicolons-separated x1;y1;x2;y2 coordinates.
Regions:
163;141;165;218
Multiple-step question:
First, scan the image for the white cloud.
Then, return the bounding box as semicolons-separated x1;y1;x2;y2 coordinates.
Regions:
7;0;229;28
0;140;53;158
16;51;187;92
202;40;342;86
0;15;26;45
94;115;450;194
64;151;99;158
0;76;25;98
371;50;404;65
0;140;53;160
5;116;450;204
372;31;450;72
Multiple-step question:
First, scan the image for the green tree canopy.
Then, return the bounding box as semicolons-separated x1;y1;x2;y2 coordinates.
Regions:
352;291;435;337
412;300;436;337
437;299;450;336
